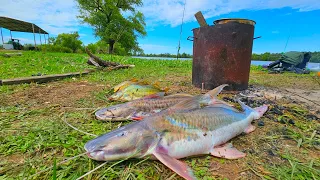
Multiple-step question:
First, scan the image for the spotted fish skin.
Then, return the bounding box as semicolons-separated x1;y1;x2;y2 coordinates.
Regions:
95;93;193;121
109;84;166;102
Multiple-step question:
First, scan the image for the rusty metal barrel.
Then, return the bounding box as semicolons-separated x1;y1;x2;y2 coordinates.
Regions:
191;18;256;91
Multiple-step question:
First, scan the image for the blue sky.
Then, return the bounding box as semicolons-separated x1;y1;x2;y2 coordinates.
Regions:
1;0;319;54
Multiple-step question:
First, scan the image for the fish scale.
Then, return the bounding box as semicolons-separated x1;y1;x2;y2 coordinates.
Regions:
96;93;193;121
132;98;185;110
145;106;247;145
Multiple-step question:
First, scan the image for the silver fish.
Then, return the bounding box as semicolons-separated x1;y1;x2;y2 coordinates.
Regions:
95;93;193;121
85;85;268;180
95;84;231;121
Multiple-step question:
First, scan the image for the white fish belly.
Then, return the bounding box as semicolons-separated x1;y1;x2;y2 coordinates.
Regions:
163;134;213;159
211;116;252;147
160;115;253;159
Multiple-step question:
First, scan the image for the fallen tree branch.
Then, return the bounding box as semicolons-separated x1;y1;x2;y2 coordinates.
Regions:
0;69;95;85
2;52;23;57
87;57;101;67
85;47;120;67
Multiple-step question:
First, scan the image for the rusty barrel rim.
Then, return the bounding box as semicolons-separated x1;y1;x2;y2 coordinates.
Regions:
213;18;256;26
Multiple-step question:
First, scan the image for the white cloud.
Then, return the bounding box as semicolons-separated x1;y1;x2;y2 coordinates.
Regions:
140;0;320;27
0;0;80;35
1;0;319;39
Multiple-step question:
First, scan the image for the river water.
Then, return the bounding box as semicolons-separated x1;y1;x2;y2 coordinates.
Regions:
132;56;320;71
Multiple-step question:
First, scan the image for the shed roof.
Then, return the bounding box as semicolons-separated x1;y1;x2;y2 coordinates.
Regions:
0;16;48;34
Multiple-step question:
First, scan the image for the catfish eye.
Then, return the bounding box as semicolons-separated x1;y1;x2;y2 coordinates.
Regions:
117;131;127;137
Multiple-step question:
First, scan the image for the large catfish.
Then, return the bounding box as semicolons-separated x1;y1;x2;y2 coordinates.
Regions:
95;84;230;121
84;85;268;180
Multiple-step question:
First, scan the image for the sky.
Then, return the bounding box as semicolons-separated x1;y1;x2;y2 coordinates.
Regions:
0;0;320;54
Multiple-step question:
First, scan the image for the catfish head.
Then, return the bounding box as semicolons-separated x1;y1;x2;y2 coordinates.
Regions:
84;122;159;161
95;103;134;121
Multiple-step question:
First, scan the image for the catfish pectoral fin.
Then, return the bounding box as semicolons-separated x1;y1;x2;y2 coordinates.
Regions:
153;151;196;180
244;124;256;134
210;143;246;160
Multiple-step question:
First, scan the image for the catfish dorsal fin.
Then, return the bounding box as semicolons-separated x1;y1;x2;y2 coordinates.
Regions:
205;84;228;98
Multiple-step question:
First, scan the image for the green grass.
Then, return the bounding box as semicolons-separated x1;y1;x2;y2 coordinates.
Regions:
0;51;319;179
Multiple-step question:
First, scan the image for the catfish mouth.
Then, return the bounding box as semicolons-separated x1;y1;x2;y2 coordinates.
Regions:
95;107;130;121
85;150;106;161
85;146;138;161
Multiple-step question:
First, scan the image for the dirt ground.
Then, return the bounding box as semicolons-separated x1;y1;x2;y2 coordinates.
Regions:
2;81;106;108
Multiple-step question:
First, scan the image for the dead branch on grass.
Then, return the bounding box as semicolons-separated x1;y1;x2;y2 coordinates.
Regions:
85;47;134;69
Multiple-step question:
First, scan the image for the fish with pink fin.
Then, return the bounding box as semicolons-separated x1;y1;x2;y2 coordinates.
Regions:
85;84;268;180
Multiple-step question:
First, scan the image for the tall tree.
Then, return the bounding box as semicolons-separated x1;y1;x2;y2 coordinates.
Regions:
76;0;147;54
54;32;83;53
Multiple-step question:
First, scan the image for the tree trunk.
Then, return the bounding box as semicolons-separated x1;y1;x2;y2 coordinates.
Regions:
109;39;115;54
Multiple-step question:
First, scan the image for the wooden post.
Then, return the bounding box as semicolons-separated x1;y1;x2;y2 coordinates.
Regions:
10;30;13;40
194;11;208;27
44;34;46;44
48;34;50;44
0;27;4;44
39;29;42;45
32;24;37;48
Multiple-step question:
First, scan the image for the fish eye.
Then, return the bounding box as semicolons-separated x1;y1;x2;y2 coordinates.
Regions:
117;131;127;137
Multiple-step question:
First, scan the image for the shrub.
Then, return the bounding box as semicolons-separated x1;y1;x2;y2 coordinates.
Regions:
23;44;35;51
86;43;98;54
54;32;83;53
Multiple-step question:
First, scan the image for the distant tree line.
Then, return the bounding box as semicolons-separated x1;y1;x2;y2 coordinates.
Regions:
133;52;320;62
18;33;319;63
252;52;320;63
134;52;192;58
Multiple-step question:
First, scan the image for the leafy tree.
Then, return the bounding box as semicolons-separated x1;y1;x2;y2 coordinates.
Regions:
54;32;83;53
48;37;56;44
76;0;147;54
